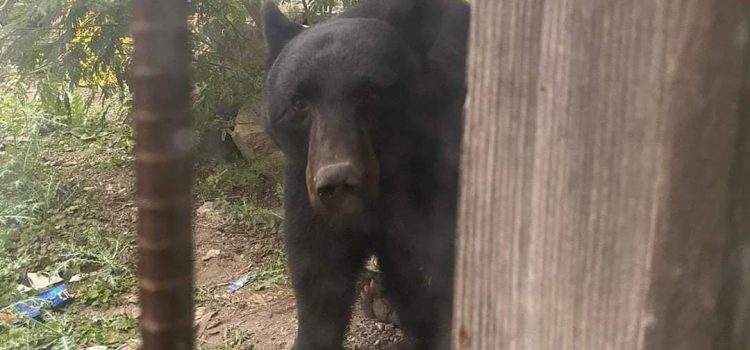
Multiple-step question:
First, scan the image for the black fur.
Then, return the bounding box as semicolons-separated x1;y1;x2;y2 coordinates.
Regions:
261;1;469;348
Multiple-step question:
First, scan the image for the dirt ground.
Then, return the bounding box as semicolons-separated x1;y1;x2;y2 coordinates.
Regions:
51;144;403;349
191;201;404;350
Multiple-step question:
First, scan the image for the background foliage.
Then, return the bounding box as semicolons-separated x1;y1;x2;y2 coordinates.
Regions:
0;0;362;128
0;0;361;348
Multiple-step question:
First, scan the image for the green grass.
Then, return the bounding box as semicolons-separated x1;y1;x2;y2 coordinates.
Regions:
195;151;284;200
221;198;284;232
196;151;285;232
0;313;137;350
0;91;138;347
0;86;286;348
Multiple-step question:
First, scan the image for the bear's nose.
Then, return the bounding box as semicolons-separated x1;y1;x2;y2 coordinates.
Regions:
314;162;362;202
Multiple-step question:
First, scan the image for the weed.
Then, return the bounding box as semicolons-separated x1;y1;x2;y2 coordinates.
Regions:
251;249;288;291
195;151;284;201
52;228;133;279
195;151;284;232
0;89;138;348
0;312;137;350
222;198;283;232
0;102;75;226
0;82;284;348
53;229;135;307
194;286;211;304
199;327;254;350
0;254;33;306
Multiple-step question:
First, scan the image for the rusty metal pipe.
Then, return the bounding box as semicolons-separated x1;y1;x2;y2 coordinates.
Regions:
132;1;194;349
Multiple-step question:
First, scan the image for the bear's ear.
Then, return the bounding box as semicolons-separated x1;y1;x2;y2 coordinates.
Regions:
262;1;304;66
386;0;444;56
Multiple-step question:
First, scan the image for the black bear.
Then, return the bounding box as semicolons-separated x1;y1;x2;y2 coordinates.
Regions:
260;0;469;348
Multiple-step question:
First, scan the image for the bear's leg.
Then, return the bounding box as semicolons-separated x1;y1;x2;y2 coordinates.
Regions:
376;239;454;350
286;232;367;350
381;270;452;350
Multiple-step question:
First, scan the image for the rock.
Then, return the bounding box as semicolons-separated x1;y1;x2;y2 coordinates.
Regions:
235;98;263;125
229;123;274;162
201;249;221;261
230;99;275;162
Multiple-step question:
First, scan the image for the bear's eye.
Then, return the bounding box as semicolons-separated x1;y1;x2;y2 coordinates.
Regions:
291;94;309;112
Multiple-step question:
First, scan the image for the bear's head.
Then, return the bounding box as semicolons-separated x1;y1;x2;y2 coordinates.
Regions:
261;0;444;220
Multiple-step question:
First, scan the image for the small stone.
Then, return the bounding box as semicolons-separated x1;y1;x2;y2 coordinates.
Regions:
201;249;221;261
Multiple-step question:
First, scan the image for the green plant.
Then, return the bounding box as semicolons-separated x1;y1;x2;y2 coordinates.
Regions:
200;327;254;350
52;229;134;307
1;0;364;133
73;273;134;307
0;94;75;227
0;67;141;350
251;249;288;291
0;312;137;350
195;151;284;200
0;253;33;306
0;0;132;98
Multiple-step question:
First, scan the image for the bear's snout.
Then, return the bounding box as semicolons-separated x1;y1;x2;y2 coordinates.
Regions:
306;159;367;217
304;110;379;217
313;162;363;204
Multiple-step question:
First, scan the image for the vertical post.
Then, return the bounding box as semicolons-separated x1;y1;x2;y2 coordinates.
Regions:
453;1;749;349
132;1;194;350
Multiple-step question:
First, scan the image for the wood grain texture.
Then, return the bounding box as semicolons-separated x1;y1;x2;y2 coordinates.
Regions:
452;1;749;349
132;1;194;349
722;42;750;350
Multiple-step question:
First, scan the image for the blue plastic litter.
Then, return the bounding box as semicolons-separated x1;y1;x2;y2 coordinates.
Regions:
0;283;71;327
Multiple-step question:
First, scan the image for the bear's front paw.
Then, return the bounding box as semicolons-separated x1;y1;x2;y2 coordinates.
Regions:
360;269;400;326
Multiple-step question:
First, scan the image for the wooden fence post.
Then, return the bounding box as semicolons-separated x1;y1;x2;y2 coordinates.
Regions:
132;1;194;349
453;1;749;349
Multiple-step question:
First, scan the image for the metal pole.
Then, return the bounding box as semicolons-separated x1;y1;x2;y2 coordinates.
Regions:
132;1;194;349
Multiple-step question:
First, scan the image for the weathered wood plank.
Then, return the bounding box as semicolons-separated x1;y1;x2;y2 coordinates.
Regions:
453;1;749;349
